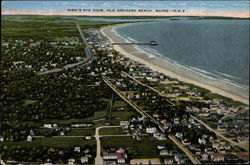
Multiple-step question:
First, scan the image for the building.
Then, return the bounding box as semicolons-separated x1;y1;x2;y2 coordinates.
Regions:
130;158;161;164
44;123;52;129
211;153;225;162
146;127;157;134
81;157;89;164
175;132;183;139
27;135;32;142
74;147;81;153
103;148;127;164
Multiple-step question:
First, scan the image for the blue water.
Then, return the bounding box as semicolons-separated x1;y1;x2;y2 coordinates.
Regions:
114;19;249;88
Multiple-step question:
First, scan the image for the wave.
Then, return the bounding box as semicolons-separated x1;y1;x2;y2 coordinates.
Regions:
214;70;242;80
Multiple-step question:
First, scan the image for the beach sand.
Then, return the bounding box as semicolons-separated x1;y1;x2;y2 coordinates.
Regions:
100;24;249;105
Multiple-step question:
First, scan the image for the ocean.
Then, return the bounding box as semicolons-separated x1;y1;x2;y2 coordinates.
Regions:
113;19;249;90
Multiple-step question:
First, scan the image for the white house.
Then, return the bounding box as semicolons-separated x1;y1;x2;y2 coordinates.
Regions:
44;124;52;129
27;135;32;142
74;147;81;153
120;121;129;126
160;150;169;156
146;127;157;134
81;156;89;164
85;136;92;140
175;132;183;139
198;138;206;145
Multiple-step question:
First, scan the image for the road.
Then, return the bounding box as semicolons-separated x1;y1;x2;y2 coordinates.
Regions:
102;76;200;163
94;126;121;165
37;24;93;76
191;115;249;151
168;135;201;164
102;76;165;132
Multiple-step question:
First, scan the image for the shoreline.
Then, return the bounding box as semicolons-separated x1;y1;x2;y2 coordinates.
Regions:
100;24;249;105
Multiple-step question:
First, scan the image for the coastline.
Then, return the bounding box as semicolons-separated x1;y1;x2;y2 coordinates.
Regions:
100;24;249;105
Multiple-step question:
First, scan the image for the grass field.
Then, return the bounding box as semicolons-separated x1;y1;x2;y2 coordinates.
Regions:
99;128;122;135
1;15;119;41
67;129;95;136
101;137;172;158
1;138;96;148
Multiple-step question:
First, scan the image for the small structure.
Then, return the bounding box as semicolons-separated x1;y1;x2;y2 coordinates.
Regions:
175;132;183;139
74;147;81;153
130;158;161;164
85;136;92;140
81;156;89;164
60;131;65;136
27;135;32;142
44;123;52;129
68;159;75;165
146;127;157;134
211;153;225;162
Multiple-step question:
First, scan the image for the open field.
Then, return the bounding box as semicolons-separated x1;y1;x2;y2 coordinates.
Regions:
99;128;122;135
1;15;119;41
100;136;180;158
0;138;96;148
67;129;95;136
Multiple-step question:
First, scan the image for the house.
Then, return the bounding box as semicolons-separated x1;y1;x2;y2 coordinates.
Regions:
182;139;191;146
44;123;52;129
103;148;127;164
85;136;92;140
211;153;225;162
30;130;35;136
198;138;206;145
84;148;90;154
74;147;81;153
175;154;184;164
201;153;209;161
157;144;166;150
27;135;32;142
164;158;174;164
60;131;65;136
146;127;157;134
224;154;239;162
159;150;169;156
174;117;180;124
153;112;160;118
120;121;129;127
68;159;75;165
175;132;183;139
81;156;89;164
95;81;101;85
130;158;161;164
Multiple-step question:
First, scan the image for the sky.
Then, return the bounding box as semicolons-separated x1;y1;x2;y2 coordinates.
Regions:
1;1;250;18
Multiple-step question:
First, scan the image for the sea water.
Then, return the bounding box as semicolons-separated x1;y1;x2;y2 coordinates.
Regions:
114;19;249;89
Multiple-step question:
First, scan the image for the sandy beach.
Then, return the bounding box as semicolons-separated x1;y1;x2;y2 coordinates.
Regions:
100;24;249;105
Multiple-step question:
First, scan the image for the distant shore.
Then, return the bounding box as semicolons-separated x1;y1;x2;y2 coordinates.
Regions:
100;24;249;105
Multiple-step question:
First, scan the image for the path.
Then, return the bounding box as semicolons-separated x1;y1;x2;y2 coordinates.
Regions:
94;126;121;165
169;135;201;164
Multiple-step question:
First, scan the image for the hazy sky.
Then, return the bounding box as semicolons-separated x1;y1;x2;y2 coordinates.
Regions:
2;1;250;18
